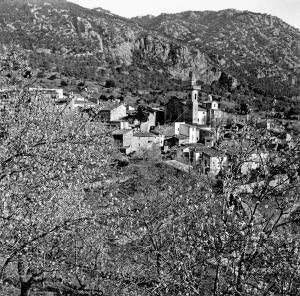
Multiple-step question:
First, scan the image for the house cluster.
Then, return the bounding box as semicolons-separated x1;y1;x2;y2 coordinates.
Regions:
1;73;297;177
86;72;296;177
67;72;295;176
80;72;231;174
67;91;165;155
79;72;227;162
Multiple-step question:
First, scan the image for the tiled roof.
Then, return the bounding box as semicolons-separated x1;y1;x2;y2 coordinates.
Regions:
174;134;189;140
202;148;225;157
183;143;206;148
112;129;132;135
100;102;124;111
153;125;174;137
134;132;156;138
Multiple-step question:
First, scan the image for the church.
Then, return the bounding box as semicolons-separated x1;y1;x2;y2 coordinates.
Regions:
166;72;222;126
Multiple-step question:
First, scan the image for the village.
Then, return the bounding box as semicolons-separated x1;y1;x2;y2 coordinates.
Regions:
66;72;298;178
1;71;298;179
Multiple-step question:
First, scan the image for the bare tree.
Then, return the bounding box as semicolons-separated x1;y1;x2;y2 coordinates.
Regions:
0;46;117;296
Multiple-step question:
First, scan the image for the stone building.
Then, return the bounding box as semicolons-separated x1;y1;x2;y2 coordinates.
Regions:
184;72;202;124
112;129;164;155
201;95;222;125
97;102;127;122
112;129;133;154
165;97;185;122
69;94;96;111
165;72;222;127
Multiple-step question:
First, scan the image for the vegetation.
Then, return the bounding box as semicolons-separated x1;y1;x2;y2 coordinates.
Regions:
0;46;117;296
3;0;299;102
1;46;300;296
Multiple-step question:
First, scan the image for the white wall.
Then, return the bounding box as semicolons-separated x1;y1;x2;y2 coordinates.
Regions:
120;121;130;129
212;101;218;110
111;104;127;121
131;135;160;152
174;122;185;135
140;111;157;132
179;124;190;137
240;152;268;175
179;124;200;144
197;110;207;125
210;156;228;175
201;154;227;175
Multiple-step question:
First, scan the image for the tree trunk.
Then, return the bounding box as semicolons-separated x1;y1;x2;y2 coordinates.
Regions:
20;281;31;296
18;255;32;296
213;263;220;296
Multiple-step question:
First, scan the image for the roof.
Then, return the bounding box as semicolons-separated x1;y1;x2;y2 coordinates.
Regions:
202;148;225;157
195;146;209;152
126;110;136;115
181;123;211;130
134;132;156;138
153;125;174;137
100;102;124;111
181;123;195;128
167;97;186;105
182;143;206;148
150;107;165;111
165;160;193;173
112;129;132;135
174;134;189;140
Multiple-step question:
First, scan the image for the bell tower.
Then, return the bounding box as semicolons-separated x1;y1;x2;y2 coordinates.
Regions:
187;72;201;124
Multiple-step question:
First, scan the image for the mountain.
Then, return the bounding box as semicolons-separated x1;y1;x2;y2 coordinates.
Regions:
0;0;221;90
0;0;299;97
133;9;300;96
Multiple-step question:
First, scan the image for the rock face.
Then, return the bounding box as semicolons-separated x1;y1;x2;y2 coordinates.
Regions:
133;9;300;94
132;35;221;83
0;0;299;96
0;0;221;84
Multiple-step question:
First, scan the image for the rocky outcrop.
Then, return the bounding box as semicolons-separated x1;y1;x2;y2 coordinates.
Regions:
132;35;221;83
134;9;300;94
0;0;298;96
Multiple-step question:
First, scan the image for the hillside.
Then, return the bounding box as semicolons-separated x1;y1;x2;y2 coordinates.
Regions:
133;9;300;97
0;0;299;97
0;0;221;90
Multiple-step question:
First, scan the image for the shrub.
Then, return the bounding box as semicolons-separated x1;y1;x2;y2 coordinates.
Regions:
105;79;116;88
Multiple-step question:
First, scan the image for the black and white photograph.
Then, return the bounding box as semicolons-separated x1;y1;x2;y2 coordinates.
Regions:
0;0;299;295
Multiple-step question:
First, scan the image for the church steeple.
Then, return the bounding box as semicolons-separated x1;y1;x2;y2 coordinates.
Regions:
189;71;197;88
186;71;201;124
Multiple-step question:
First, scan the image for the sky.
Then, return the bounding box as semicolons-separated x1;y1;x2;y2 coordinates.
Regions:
70;0;300;29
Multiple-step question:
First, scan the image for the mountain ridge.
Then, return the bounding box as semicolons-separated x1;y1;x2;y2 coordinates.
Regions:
0;0;299;97
132;8;300;96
